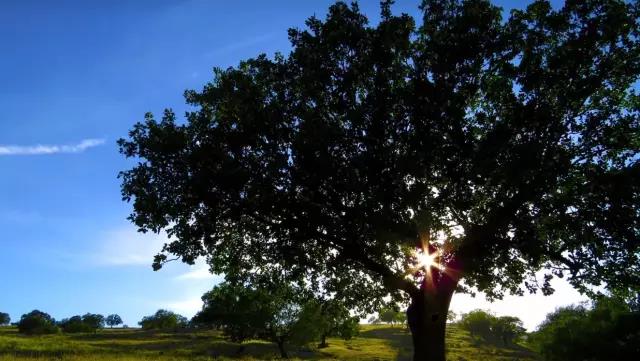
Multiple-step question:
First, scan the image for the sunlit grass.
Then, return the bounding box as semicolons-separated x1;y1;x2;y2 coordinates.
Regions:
0;324;538;360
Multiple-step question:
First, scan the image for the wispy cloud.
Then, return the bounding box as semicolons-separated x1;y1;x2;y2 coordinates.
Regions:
0;138;105;156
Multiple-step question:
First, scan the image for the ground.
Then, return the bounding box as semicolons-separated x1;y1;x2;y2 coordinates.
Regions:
0;324;538;360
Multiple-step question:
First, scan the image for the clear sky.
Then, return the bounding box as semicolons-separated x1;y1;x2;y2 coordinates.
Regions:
0;0;580;330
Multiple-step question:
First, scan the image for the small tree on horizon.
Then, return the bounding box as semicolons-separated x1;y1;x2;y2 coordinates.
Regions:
106;314;123;328
118;1;640;360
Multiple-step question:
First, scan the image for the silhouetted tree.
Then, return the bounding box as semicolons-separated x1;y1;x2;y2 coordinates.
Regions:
492;316;525;345
460;310;494;340
106;314;123;328
57;313;105;333
532;298;640;361
118;1;640;359
0;312;10;326
193;281;324;358
315;299;359;348
59;316;91;333
139;309;187;330
17;310;59;335
82;313;105;331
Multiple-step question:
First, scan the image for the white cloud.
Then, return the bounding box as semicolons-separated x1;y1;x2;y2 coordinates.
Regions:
0;138;105;155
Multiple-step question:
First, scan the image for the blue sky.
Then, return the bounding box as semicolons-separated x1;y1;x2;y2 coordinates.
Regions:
0;0;578;330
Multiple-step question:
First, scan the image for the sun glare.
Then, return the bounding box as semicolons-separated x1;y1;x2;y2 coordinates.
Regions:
414;249;444;270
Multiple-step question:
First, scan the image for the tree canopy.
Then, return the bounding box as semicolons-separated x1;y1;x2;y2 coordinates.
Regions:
17;310;59;335
119;0;640;359
106;314;123;328
139;309;188;330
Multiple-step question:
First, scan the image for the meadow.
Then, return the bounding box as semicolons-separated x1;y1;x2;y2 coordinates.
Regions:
0;324;538;361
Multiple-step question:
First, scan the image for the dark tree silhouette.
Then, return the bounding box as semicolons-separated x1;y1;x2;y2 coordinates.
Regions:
17;310;58;335
106;314;123;328
118;1;640;360
0;312;10;326
138;309;188;330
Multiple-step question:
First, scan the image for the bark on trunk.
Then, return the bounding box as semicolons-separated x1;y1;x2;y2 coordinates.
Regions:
407;271;457;361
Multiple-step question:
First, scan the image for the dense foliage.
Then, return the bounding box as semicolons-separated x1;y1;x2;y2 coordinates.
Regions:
532;298;640;361
0;312;10;326
17;310;59;335
118;0;640;359
138;310;188;330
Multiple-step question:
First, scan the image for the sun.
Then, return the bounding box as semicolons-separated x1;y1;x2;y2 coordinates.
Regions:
414;248;443;270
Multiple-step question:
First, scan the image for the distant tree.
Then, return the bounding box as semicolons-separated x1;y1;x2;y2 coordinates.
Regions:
193;281;323;358
119;1;640;360
446;311;457;324
314;299;360;348
59;316;92;333
491;316;525;345
139;309;188;330
533;299;640;361
106;314;123;328
378;306;405;326
17;310;59;335
460;310;494;340
82;313;105;331
58;313;105;333
0;312;10;326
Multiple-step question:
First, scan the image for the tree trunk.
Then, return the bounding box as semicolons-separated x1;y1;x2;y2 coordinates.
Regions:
277;339;288;359
406;272;457;361
318;333;328;348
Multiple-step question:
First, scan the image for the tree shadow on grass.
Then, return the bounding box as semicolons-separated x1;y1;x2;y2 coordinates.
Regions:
359;326;413;361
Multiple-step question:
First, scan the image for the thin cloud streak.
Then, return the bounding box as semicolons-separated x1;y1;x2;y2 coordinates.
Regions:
0;138;105;156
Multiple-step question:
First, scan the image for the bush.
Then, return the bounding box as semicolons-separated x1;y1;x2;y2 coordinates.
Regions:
17;310;59;335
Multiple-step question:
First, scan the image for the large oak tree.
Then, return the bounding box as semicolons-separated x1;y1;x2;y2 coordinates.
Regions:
119;1;640;360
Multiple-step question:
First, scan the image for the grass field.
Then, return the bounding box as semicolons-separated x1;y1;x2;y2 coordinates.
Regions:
0;325;538;361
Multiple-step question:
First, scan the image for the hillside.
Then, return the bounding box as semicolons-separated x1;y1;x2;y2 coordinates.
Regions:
0;324;538;361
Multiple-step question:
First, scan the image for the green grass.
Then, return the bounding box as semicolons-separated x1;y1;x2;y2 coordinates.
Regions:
0;325;538;360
